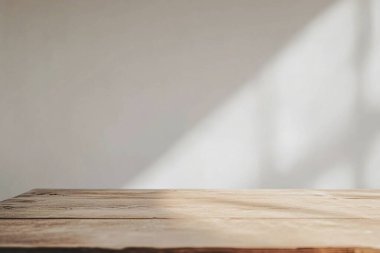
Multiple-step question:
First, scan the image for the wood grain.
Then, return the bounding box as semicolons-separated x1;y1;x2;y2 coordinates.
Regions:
0;189;380;253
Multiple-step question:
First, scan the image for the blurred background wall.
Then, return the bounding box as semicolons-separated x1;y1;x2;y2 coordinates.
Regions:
1;0;380;200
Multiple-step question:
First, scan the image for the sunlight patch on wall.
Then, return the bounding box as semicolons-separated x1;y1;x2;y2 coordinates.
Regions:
127;81;263;188
126;0;379;188
263;0;358;174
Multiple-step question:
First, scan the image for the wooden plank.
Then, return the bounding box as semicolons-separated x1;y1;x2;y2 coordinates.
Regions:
0;189;380;253
1;189;380;219
1;218;380;249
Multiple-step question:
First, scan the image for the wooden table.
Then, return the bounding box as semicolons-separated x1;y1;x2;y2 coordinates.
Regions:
0;189;380;253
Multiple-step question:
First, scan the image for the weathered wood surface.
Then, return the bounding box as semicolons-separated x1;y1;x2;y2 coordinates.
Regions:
0;189;380;253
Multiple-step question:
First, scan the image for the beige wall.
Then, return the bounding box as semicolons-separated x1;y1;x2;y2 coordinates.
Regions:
1;0;379;200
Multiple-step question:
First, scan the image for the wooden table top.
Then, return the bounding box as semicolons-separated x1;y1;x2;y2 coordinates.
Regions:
0;189;380;253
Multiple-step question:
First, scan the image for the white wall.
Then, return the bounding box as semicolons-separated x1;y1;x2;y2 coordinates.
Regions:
1;0;379;200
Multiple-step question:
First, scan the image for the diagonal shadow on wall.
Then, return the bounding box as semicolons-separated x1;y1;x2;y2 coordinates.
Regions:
0;0;335;199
